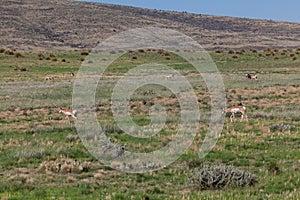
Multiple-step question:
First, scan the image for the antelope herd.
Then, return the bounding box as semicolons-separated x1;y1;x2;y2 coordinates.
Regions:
50;71;256;123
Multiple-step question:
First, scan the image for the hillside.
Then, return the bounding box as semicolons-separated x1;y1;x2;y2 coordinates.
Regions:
1;0;300;50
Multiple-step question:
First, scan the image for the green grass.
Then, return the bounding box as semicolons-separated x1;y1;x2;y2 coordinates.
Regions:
0;48;299;199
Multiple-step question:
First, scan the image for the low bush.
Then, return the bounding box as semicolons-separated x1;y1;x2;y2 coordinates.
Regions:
188;162;257;190
228;50;235;54
270;123;294;132
81;51;89;56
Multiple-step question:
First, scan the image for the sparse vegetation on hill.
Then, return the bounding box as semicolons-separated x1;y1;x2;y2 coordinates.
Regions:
1;0;300;50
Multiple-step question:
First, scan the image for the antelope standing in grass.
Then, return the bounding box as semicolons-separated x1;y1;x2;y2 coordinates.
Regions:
245;73;257;80
163;74;175;79
222;106;248;122
44;76;54;82
59;107;78;123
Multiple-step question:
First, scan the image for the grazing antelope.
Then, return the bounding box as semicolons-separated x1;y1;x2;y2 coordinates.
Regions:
59;107;77;123
245;73;257;80
163;74;175;79
222;106;248;122
44;76;54;82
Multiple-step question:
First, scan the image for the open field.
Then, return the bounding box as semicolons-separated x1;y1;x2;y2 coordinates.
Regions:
0;48;300;199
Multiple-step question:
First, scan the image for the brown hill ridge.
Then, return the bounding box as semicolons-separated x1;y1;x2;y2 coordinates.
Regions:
1;0;300;50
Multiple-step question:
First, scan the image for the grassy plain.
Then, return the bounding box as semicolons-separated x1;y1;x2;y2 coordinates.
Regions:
0;48;299;199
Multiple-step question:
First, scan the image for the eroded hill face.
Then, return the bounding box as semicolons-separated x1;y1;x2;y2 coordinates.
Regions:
1;0;300;50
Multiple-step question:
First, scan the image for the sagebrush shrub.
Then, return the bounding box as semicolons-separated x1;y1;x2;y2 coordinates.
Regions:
187;163;257;190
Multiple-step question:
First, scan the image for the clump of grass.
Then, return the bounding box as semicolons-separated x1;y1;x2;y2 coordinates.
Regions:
157;49;165;55
5;50;14;55
15;52;23;58
267;161;280;175
14;66;27;71
187;162;258;190
270;123;294;132
232;55;239;59
0;48;6;53
188;160;203;168
164;52;170;57
12;147;49;159
38;53;45;60
49;53;56;58
38;158;90;174
264;48;272;52
102;124;123;134
228;50;235;54
66;134;80;142
81;51;89;56
265;53;273;57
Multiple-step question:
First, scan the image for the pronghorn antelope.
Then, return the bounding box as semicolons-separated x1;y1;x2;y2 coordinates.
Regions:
163;74;175;79
222;106;248;122
245;73;257;80
59;107;77;123
44;76;54;82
